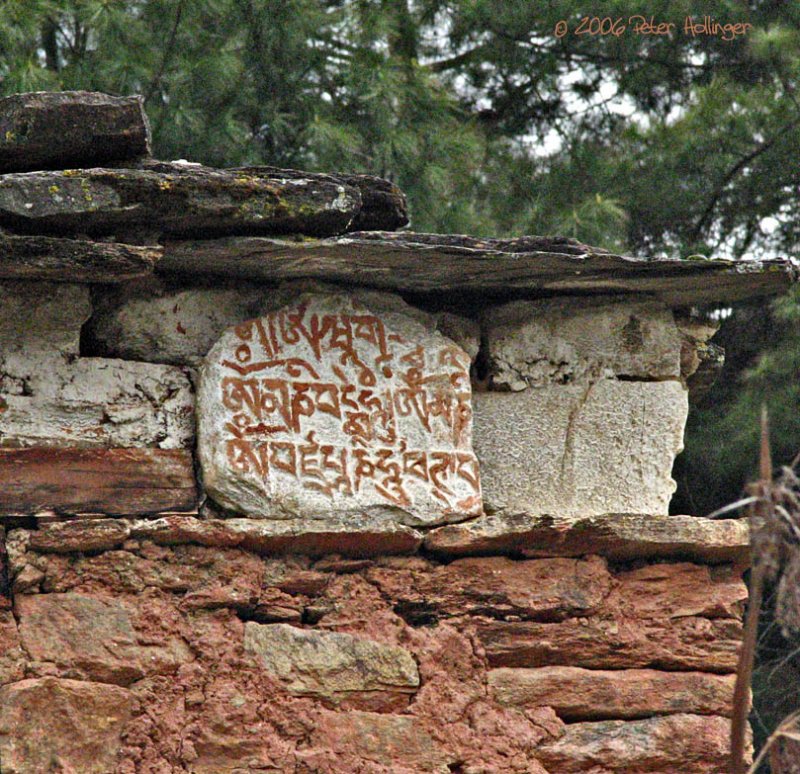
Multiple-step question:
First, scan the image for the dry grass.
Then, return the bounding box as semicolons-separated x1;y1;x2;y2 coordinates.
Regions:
730;410;800;774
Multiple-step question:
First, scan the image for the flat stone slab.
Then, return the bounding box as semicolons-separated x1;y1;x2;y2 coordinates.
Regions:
472;381;687;519
14;514;423;558
0;356;194;449
489;666;735;720
0;231;158;282
366;555;612;623
198;290;481;526
244;622;419;711
0;162;407;238
0;448;197;517
536;714;734;774
424;512;750;564
484;296;681;389
158;232;798;306
0;91;150;172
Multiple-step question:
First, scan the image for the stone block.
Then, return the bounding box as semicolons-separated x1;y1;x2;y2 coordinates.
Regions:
489;666;736;720
305;710;454;772
484;296;681;389
0;356;194;448
244;622;419;711
86;278;272;366
0;611;25;685
473;380;688;517
198;290;481;526
0;281;90;355
0;677;135;774
15;592;192;685
479;610;743;674
0;91;150;172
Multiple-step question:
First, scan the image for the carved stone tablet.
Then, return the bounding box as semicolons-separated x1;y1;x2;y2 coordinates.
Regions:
198;292;481;526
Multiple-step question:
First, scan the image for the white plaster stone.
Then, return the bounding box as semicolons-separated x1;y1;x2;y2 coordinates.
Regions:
0;281;90;355
198;291;481;526
87;278;272;366
473;380;688;517
485;296;681;390
0;356;194;448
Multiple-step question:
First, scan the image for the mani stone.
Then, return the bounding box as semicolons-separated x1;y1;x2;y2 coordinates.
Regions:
484;296;682;390
0;91;150;172
198;291;481;526
473;380;688;518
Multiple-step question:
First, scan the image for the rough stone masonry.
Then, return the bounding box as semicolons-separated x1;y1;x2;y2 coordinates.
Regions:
0;91;797;773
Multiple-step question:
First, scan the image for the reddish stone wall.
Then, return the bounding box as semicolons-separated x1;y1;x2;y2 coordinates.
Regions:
1;521;746;772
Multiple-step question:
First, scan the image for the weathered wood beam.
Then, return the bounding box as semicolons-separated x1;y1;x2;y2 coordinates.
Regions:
0;231;159;282
158;232;798;307
0;448;198;517
0;91;150;172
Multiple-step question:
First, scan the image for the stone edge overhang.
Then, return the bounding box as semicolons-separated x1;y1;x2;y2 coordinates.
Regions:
9;511;750;566
158;230;800;308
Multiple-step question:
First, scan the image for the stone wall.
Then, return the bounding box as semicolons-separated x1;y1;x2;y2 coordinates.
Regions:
0;91;785;773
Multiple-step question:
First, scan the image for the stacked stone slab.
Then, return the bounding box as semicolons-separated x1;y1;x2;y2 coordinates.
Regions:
0;91;795;773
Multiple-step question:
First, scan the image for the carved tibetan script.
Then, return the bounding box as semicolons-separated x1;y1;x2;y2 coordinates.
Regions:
199;293;482;523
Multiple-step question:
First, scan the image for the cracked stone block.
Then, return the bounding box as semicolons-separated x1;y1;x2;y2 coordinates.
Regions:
244;622;419;711
473;380;688;517
0;356;194;448
484;296;681;390
198;289;481;526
